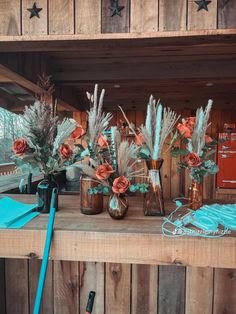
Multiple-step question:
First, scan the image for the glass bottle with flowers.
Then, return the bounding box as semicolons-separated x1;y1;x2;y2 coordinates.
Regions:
73;85;113;214
119;96;179;216
12;101;82;213
171;100;219;210
75;127;148;219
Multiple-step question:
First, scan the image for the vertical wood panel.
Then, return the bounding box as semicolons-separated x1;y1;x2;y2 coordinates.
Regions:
54;260;79;314
132;264;158;314
218;0;236;29
75;0;101;34
0;0;21;35
102;0;130;33
106;263;131;314
0;259;6;314
159;265;185;314
5;259;29;314
188;0;217;30
80;262;105;314
213;268;236;314
49;0;74;35
29;259;53;314
159;0;187;31
130;0;158;32
161;143;171;199
185;267;213;314
22;0;48;35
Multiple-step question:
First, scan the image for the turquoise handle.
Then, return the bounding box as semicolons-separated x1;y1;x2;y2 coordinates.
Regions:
33;188;57;314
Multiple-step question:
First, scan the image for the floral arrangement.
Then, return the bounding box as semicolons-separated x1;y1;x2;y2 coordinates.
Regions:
171;99;218;183
76;126;148;195
12;101;83;175
119;95;180;160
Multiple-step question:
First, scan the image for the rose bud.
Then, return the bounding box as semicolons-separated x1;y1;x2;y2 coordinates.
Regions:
98;135;108;148
112;176;131;194
71;125;85;139
96;164;114;180
12;138;28;156
59;144;73;159
185;152;202;167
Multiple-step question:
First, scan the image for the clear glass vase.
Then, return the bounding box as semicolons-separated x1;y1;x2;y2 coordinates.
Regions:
80;175;103;215
188;180;203;210
108;194;128;219
143;159;165;216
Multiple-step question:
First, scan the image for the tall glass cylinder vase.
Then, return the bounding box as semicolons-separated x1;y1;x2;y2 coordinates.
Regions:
188;180;203;210
143;158;165;216
37;174;59;213
80;175;103;215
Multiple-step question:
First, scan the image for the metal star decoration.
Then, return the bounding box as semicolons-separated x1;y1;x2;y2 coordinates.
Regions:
109;0;124;17
27;2;42;19
195;0;211;11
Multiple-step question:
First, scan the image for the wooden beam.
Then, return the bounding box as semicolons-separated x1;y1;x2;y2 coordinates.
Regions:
0;29;235;52
0;195;236;269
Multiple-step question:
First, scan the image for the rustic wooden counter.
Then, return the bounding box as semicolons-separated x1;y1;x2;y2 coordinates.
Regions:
0;194;235;269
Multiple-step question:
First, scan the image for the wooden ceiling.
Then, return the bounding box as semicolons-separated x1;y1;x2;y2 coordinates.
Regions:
1;30;236;111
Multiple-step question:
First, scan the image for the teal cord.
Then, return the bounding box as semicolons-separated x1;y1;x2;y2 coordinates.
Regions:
33;188;58;314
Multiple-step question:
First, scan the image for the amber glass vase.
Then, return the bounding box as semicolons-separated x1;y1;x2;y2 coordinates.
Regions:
108;194;128;219
143;158;165;216
80;175;103;214
188;180;203;210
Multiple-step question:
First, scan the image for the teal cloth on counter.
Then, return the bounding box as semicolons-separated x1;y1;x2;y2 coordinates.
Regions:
0;196;39;229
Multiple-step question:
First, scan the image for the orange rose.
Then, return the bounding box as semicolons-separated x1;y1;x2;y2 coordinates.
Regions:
59;144;73;159
112;176;131;194
205;135;213;144
71;125;85;139
98;135;108;148
96;164;114;180
12;138;27;156
135;133;144;146
177;123;192;138
185;117;196;131
185;153;202;167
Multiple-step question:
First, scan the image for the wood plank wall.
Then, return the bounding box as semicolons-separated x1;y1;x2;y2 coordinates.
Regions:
0;0;235;36
1;259;236;314
74;107;236;200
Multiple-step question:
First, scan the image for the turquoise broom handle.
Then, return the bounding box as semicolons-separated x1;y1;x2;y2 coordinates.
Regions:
33;188;58;314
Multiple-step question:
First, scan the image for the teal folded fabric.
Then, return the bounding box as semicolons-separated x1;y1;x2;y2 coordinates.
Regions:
0;196;38;228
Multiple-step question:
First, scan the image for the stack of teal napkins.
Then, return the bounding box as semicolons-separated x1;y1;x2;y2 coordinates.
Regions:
0;197;39;229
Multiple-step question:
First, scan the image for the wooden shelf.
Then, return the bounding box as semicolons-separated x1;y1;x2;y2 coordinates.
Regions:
0;29;235;52
0;194;235;269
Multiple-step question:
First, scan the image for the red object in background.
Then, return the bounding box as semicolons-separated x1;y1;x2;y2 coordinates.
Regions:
217;133;236;188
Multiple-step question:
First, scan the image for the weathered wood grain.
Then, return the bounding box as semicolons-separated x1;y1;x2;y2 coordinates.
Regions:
54;260;79;314
185;267;213;314
0;259;6;314
106;263;131;314
22;0;48;35
213;268;236;314
218;0;236;29
102;0;130;33
0;195;236;268
159;0;187;31
130;0;158;32
49;0;74;35
5;259;29;314
80;262;105;314
132;264;158;314
0;0;21;35
29;259;53;314
75;0;101;34
158;265;186;314
188;0;217;30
